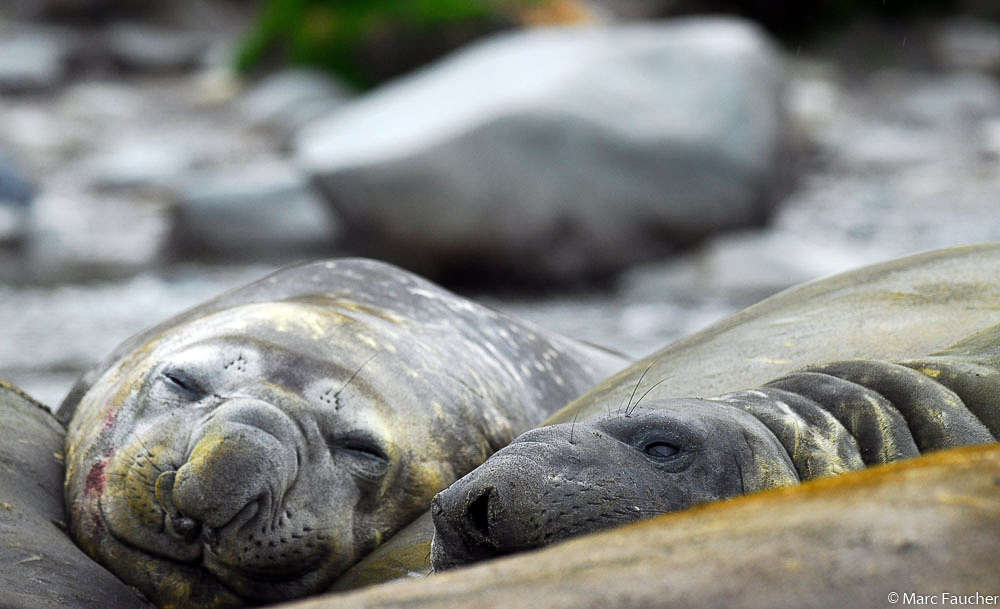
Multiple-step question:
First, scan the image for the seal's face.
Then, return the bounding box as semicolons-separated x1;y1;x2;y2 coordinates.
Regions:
65;303;464;608
429;400;798;571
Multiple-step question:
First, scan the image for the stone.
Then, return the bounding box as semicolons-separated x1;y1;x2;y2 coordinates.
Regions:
0;26;72;93
239;69;353;143
935;18;1000;73
103;22;212;73
24;188;172;281
82;143;193;190
0;382;152;609
622;230;870;305
296;17;791;283
166;161;339;258
0;152;33;244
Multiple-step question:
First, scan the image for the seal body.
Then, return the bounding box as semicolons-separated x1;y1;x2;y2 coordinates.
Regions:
61;258;627;608
288;444;1000;609
429;324;1000;569
331;243;1000;584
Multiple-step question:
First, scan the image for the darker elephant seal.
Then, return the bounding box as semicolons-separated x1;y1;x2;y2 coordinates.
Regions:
430;324;1000;570
61;258;627;609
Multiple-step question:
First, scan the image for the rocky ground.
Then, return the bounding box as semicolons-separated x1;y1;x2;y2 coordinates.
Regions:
1;11;999;407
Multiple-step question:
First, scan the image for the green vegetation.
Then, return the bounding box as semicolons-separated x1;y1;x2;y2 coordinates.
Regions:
236;0;540;89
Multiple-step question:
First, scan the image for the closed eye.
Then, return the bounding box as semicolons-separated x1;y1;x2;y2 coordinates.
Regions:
334;437;390;482
162;369;207;399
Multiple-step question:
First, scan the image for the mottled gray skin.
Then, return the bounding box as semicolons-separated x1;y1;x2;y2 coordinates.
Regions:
60;258;626;609
430;326;1000;570
0;381;152;609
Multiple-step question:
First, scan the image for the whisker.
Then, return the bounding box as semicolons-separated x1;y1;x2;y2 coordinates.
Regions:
628;377;669;416
624;360;657;417
333;353;378;400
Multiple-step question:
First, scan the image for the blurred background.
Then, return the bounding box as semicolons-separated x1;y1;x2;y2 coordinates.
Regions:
1;0;999;406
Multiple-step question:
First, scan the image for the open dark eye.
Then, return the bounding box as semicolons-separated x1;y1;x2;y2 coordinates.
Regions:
162;369;206;399
644;441;680;460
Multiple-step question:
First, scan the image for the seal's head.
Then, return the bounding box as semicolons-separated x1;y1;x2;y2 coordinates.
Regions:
64;300;499;608
429;399;799;571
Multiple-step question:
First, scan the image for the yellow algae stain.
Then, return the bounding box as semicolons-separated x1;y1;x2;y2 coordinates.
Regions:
934;491;1000;511
751;357;792;365
356;334;378;349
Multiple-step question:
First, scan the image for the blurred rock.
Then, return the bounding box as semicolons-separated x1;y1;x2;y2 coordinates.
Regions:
103;22;213;72
84;142;193;190
786;60;841;139
57;80;147;122
0;264;273;405
297;17;791;283
0;151;34;244
0;26;73;93
0;152;35;206
239;69;353;145
622;230;869;305
23;188;171;282
583;0;676;18
982;118;1000;159
935;18;1000;72
2;0;114;19
166;161;338;258
885;71;1000;125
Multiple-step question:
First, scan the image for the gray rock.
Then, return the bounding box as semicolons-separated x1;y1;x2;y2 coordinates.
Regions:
935;18;1000;73
103;22;212;73
0;153;34;206
239;69;353;143
297;17;791;282
0;264;273;404
24;188;172;281
0;152;34;243
166;161;338;257
82;141;193;190
0;383;153;609
0;27;72;93
622;230;869;305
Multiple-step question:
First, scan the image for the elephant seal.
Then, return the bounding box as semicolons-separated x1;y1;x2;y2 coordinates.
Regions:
61;258;627;609
429;324;1000;569
286;443;1000;609
319;243;1000;585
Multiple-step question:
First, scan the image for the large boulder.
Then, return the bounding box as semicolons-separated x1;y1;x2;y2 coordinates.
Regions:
0;381;151;609
296;17;791;283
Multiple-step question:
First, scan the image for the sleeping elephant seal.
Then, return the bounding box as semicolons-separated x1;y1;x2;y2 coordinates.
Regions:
323;243;1000;585
61;258;627;609
282;443;1000;609
430;324;1000;569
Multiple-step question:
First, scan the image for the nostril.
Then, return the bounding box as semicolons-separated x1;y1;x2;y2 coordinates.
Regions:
168;515;202;543
465;487;495;543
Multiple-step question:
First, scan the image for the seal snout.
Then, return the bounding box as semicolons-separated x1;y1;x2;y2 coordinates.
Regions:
430;454;541;571
154;471;202;543
167;399;303;536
